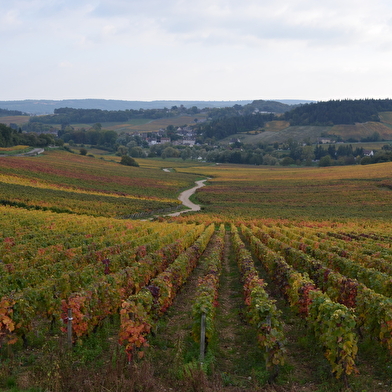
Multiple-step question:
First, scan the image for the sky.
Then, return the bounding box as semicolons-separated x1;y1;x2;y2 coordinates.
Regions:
2;0;392;102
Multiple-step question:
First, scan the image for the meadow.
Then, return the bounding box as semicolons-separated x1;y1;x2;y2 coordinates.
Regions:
1;148;392;392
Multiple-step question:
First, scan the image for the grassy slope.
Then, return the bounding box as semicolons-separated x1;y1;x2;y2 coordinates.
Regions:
330;122;392;140
227;125;332;145
379;111;392;125
222;114;392;145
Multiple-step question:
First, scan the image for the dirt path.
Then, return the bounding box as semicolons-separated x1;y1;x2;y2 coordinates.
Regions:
166;178;208;216
0;148;44;157
213;233;270;390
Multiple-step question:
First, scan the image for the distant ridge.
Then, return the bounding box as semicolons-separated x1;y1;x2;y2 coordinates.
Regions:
0;98;312;115
275;99;315;105
0;99;252;115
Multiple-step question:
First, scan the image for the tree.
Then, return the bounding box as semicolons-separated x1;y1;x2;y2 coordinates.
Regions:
301;145;315;164
281;156;295;166
117;145;128;156
327;144;336;158
92;123;102;131
120;155;139;167
287;139;302;161
130;146;144;158
80;147;88;155
263;154;278;166
103;130;117;146
181;148;191;161
360;156;372;165
319;155;332;167
161;147;179;159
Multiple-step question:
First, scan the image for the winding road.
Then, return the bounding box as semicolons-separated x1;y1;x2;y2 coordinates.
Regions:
161;170;208;216
168;179;207;216
0;148;44;157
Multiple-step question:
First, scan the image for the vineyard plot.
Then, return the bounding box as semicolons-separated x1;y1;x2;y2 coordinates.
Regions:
0;207;204;348
1;214;392;391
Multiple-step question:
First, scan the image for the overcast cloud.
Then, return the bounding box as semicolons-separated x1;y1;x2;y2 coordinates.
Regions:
1;0;392;101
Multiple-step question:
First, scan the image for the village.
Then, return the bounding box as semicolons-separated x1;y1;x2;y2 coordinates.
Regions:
143;125;197;147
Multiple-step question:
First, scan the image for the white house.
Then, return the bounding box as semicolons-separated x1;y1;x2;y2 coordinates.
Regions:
363;149;374;156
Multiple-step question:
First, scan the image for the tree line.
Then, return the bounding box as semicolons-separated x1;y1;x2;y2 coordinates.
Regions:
197;112;275;140
28;105;202;125
0;124;56;148
203;141;392;167
282;99;392;126
59;124;118;148
0;108;26;116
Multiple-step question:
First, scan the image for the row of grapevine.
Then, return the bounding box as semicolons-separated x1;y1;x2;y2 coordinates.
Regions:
0;224;205;345
231;225;286;370
0;178;179;217
279;221;392;263
119;224;216;360
0;205;151;250
276;224;392;275
257;225;392;298
247;225;392;355
0;214;177;271
59;223;206;341
191;224;225;353
240;225;358;378
0;224;187;295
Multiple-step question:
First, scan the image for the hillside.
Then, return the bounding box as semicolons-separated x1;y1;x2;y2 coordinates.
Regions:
1;150;392;391
174;161;392;220
0;149;199;217
282;99;392;125
221;119;392;145
224;124;332;144
0;99;314;115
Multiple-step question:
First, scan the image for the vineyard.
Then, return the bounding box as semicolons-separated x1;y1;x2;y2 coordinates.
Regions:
0;200;392;391
1;151;392;391
0;150;200;217
173;161;392;220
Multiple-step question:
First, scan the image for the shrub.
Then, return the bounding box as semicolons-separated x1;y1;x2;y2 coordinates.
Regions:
318;155;332;167
120;155;139;167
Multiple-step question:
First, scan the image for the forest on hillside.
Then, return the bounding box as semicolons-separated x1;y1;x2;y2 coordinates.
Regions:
195;99;392;140
25;100;291;125
282;99;392;126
